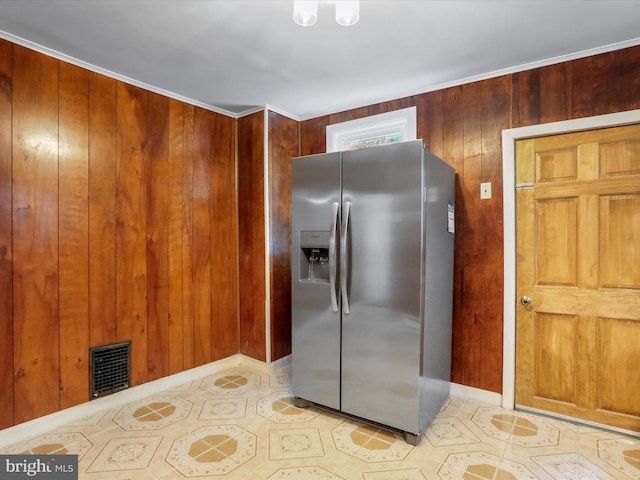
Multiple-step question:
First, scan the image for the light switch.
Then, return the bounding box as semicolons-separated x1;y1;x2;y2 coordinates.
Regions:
480;182;492;199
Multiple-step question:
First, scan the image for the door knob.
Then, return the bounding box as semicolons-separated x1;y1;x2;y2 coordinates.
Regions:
520;296;532;307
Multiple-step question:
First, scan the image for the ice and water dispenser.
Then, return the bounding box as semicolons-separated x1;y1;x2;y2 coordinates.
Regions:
299;231;330;283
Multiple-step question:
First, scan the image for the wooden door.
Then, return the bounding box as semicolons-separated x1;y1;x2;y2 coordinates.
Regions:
515;123;640;432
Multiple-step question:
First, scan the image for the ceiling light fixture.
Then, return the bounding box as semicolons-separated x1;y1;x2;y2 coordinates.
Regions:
293;0;360;27
334;0;360;26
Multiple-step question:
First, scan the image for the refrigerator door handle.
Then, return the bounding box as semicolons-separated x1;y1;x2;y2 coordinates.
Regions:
340;201;351;314
329;202;339;312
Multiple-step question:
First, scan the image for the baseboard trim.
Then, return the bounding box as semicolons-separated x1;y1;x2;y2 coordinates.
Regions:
450;382;503;406
0;353;270;448
269;354;291;372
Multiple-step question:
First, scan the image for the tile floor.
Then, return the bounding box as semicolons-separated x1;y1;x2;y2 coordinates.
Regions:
1;364;638;479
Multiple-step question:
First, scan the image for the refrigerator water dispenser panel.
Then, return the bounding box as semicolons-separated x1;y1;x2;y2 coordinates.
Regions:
299;231;330;283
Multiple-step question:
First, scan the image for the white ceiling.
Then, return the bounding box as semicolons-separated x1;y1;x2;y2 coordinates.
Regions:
0;0;639;120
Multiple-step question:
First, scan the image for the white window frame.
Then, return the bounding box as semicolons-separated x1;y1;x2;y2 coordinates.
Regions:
326;107;417;152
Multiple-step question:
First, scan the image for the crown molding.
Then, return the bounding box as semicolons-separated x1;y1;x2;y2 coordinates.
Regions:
294;36;640;121
2;28;639;123
0;29;239;119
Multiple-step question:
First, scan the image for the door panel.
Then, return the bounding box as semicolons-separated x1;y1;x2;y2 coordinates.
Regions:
534;313;577;403
535;198;577;286
598;317;640;417
516;123;640;432
536;148;577;182
600;194;640;289
340;142;423;432
600;139;640;176
291;152;342;410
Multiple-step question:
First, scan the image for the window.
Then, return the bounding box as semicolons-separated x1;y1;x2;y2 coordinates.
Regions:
326;107;417;152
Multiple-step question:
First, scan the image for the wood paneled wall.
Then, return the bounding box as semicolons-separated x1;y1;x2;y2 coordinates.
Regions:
268;111;299;361
297;45;640;393
2;37;639;429
0;40;13;430
236;110;300;363
0;42;239;428
237;111;267;361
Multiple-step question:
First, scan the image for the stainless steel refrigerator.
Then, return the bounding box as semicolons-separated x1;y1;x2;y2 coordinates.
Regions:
291;139;455;444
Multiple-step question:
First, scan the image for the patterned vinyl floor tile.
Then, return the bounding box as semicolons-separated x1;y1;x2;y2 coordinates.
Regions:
0;365;638;480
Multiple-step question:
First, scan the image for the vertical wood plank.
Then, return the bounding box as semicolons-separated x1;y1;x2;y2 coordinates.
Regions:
192;108;213;366
592;48;640;116
346;106;370;122
58;62;90;408
425;91;443;157
116;82;148;386
211;113;239;361
571;55;593;120
397;96;414;112
415;94;430;146
540;63;572;123
513;69;541;127
12;46;60;423
441;86;465;384
268;111;299;361
510;70;521;128
146;92;170;380
479;76;509;392
373;98;412;116
167;99;185;374
237;112;266;361
0;39;13;429
181;104;195;370
328;110;350;127
88;72;117;348
457;80;483;388
299;116;326;155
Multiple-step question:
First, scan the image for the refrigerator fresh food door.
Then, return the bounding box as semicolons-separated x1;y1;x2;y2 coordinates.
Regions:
341;141;424;433
291;152;342;410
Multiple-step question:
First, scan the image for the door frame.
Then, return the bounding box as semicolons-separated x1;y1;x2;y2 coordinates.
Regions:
501;108;640;410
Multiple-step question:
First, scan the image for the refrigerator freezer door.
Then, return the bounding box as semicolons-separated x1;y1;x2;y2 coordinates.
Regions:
341;141;425;433
291;152;342;410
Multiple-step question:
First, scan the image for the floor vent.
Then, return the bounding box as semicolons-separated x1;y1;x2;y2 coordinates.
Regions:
90;341;131;399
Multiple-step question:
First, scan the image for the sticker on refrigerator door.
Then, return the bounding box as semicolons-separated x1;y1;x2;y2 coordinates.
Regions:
447;202;455;233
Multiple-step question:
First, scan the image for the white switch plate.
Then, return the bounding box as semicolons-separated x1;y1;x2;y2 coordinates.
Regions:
480;182;492;199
